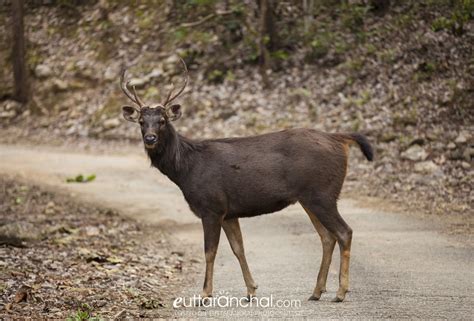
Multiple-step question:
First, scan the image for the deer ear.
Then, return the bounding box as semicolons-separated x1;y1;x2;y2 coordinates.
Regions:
122;106;139;122
167;104;182;121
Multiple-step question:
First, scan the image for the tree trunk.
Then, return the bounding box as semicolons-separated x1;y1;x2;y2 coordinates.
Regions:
370;0;390;15
12;0;29;104
258;0;271;88
303;0;314;34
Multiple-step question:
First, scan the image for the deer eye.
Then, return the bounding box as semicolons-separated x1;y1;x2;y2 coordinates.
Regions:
159;119;166;125
138;119;144;125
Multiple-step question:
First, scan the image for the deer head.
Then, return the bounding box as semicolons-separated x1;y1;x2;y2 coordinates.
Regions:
121;57;188;148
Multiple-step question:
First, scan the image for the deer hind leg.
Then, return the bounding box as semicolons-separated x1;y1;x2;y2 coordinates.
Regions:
302;204;337;301
201;215;222;298
222;218;258;299
300;200;352;302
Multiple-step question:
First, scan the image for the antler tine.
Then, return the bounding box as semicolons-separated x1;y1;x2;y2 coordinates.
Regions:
163;56;188;107
120;69;136;103
120;69;144;108
163;82;175;107
132;84;145;107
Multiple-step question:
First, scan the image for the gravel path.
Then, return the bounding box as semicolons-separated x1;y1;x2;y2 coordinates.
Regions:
1;144;472;319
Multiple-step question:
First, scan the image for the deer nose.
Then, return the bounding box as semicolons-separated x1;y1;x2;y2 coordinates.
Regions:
144;134;157;144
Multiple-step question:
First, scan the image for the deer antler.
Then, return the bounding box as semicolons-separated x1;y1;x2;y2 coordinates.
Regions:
121;57;187;110
162;57;188;107
120;69;146;109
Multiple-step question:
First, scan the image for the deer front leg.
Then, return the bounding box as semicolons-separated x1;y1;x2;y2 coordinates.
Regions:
201;215;222;298
222;218;258;299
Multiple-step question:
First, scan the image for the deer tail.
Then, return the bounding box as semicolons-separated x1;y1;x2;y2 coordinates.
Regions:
341;133;374;161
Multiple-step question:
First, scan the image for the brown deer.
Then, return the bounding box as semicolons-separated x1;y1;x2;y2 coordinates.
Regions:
120;58;373;302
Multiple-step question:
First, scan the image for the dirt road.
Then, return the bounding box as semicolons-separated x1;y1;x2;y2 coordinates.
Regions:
1;144;472;319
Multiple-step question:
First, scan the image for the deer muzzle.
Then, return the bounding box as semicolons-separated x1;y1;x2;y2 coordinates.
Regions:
144;134;158;147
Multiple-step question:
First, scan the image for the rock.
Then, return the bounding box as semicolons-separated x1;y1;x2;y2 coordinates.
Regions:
463;146;474;162
34;64;53;78
455;132;468;144
75;60;88;71
44;201;56;215
75;68;98;81
51;79;68;92
380;132;397;143
0;111;16;119
102;118;120;130
84;226;100;236
449;150;464;160
127;69;163;88
401;145;428;161
0;222;40;241
2;100;21;111
120;34;131;44
409;138;425;146
129;77;148;88
414;161;439;174
426;132;438;141
171;250;184;256
461;161;471;169
408;173;431;185
447;142;456;150
164;54;180;66
104;65;119;81
147;68;163;80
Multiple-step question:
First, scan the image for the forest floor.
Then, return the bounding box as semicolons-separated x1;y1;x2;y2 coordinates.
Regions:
0;143;473;319
0;173;197;319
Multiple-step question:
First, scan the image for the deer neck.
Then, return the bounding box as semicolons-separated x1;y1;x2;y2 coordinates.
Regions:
146;124;195;184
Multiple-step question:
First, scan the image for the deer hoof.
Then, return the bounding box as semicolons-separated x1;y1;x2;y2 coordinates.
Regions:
308;295;321;301
246;295;256;302
196;294;213;306
331;296;345;303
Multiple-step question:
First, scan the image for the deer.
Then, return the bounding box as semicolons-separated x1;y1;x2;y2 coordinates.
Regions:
120;58;373;303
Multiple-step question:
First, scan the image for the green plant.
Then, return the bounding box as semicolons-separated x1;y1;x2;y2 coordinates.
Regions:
271;49;289;61
140;298;165;309
393;10;415;28
354;90;371;107
345;57;364;72
243;38;260;63
67;304;102;321
431;0;474;35
365;43;377;55
66;174;96;183
207;69;225;83
393;109;418;127
305;33;332;62
414;61;437;81
378;48;396;63
334;41;350;55
225;70;236;81
173;27;188;42
341;4;369;32
431;16;453;31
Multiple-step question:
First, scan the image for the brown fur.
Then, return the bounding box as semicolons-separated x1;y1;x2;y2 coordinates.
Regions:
122;106;374;302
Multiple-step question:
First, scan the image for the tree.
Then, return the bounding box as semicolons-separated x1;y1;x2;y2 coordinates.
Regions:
303;0;315;33
12;0;29;103
257;0;275;88
370;0;390;15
